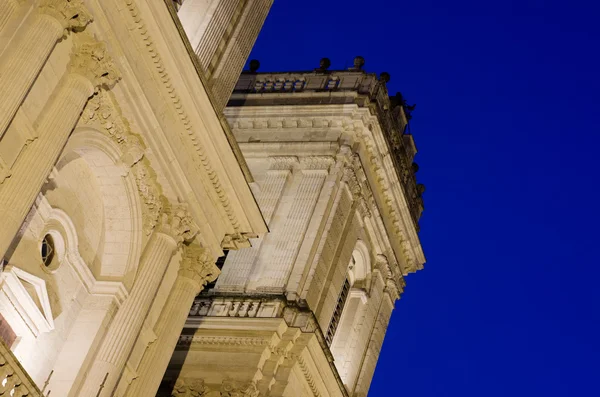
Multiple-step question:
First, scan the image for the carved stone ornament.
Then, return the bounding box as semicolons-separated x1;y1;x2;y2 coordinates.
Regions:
180;244;219;287
68;33;121;90
268;156;298;171
39;0;93;32
158;202;199;244
299;156;335;171
135;167;163;235
221;233;253;250
172;378;209;397
220;379;260;397
343;166;361;197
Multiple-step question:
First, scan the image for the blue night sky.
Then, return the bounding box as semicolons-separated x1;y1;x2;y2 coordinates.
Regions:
248;0;600;396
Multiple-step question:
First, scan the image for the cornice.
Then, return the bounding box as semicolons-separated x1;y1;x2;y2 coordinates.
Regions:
120;0;243;236
225;106;425;274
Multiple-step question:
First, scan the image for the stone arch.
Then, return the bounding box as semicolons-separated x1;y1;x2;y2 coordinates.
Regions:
348;239;371;286
45;127;143;284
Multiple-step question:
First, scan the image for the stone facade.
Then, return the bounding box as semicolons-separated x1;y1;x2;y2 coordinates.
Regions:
0;1;269;396
159;60;426;396
0;1;426;396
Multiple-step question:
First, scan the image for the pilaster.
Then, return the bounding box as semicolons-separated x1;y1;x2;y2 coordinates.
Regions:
76;202;198;397
0;34;119;259
0;0;92;137
124;244;219;397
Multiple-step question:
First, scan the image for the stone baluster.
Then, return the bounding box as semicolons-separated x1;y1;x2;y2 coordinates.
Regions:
76;203;199;397
0;34;119;259
0;0;92;137
124;244;219;397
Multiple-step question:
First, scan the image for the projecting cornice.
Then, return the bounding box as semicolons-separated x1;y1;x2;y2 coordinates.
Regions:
88;0;267;255
224;105;425;274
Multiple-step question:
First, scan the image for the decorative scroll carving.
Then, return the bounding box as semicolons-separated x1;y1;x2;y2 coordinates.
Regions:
68;34;120;90
39;0;92;33
158;203;199;245
180;244;219;287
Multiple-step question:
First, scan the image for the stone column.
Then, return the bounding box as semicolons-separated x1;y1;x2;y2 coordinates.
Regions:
0;0;92;137
124;244;219;397
76;204;199;397
0;34;119;259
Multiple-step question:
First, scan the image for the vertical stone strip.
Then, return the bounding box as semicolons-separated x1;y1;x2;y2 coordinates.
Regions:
0;35;119;259
194;0;239;70
209;0;273;109
0;0;23;33
217;157;293;290
0;0;92;137
258;157;332;290
352;281;397;396
124;244;219;397
76;204;199;397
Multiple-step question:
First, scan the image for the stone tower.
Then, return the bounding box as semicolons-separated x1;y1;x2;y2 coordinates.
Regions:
160;58;426;396
176;0;274;110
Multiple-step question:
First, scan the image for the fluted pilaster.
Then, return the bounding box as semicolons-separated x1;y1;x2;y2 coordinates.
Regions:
217;157;294;289
0;35;119;258
0;0;92;137
259;157;332;290
0;0;24;33
124;244;219;397
77;204;199;397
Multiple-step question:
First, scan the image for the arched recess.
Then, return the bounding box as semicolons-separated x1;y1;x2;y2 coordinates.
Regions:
330;240;373;391
43;127;143;286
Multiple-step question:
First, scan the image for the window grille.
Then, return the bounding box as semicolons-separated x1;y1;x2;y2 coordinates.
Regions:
41;234;55;267
325;278;351;346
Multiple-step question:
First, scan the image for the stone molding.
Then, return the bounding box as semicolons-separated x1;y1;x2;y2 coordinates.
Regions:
268;156;298;170
299;156;335;171
121;0;242;233
170;378;259;397
39;0;92;33
228;109;423;274
177;335;271;348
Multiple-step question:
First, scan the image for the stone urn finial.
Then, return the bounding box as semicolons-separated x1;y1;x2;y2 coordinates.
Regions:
249;59;260;72
317;57;331;71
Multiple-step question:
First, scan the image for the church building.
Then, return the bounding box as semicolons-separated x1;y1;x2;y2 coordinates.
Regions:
0;1;425;396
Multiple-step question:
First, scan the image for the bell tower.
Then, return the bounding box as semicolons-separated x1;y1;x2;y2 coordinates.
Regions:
160;57;426;397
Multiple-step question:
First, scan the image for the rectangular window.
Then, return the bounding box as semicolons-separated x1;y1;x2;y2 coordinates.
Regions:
325;278;350;346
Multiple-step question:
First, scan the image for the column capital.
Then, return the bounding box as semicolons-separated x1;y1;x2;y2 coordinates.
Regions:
157;202;199;245
39;0;92;32
68;34;120;91
179;244;219;288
